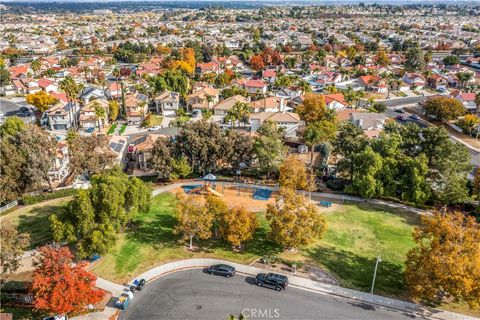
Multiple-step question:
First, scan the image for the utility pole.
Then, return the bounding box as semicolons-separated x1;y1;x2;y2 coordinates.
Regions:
370;254;381;295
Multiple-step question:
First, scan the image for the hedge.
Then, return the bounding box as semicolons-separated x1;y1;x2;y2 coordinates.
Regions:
20;188;78;206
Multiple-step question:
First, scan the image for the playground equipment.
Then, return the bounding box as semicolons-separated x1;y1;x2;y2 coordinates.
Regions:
319;201;333;208
184;185;223;197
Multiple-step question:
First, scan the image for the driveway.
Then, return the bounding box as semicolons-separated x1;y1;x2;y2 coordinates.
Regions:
118;269;421;320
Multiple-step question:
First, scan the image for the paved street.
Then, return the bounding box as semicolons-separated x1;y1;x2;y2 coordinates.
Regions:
118;269;422;320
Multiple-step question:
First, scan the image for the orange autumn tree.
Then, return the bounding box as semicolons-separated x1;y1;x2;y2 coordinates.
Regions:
173;47;196;74
405;212;480;309
220;206;258;250
250;55;265;71
30;246;104;315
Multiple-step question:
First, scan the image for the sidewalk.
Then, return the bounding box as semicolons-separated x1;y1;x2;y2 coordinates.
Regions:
88;258;478;320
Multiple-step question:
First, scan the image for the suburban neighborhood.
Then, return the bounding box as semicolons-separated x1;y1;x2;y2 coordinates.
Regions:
0;1;479;320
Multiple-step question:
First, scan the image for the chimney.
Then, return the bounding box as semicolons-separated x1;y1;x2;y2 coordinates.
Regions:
280;98;285;113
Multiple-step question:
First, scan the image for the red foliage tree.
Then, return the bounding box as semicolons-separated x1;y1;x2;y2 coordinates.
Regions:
30;246;105;315
250;55;265;71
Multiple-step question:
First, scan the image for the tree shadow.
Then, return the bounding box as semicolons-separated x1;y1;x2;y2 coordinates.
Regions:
17;203;67;249
306;246;408;298
127;213;179;248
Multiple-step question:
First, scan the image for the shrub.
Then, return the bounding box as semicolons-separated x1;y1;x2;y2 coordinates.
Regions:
326;179;346;191
20;188;78;206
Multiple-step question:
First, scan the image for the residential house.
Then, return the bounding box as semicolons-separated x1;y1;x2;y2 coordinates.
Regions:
187;87;219;111
79;99;109;129
49;141;70;183
250;111;302;138
195;61;220;75
314;71;342;88
38;78;58;92
127;133;166;172
249;96;287;113
213;95;249;117
262;69;277;84
81;86;107;103
324;93;349;110
125;93;149;125
152;90;180;116
350;112;387;138
244;79;268;95
451;90;477;111
427;74;448;90
402;73;426;89
44;102;80;132
357;75;388;93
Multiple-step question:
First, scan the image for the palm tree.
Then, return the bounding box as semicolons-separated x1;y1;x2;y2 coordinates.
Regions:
59;75;81;130
234;102;250;127
225;108;237;129
93;101;106;131
31;59;41;77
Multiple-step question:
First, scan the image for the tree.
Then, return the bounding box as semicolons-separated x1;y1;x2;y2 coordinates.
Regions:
26;91;58;112
93;101;107;130
375;49;390;66
0;57;10;86
296;93;327;124
174;193;213;249
150;137;174;180
332;122;369;180
108;100;119;122
206;195;228;239
30;246;104;315
405;212;480;309
457;114;480;134
31;59;41;76
279;156;308;190
0;221;30;275
0;116;24;138
423;97;465;122
170;157;192;180
253;121;287;177
68;135;116;175
173;120;226;174
266;188;326;250
456;72;473;88
50;168;151;258
12;125;57;192
404;46;425;72
442;55;460;66
250;55;265;71
303;120;337;165
221;86;248;99
224;130;254;169
220;207;258;249
347;147;383;198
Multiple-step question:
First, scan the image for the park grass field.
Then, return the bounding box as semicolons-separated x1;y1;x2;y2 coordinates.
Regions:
93;193;418;299
0;196;71;249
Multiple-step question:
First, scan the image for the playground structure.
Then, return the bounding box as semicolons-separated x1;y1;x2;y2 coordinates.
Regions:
182;185;224;197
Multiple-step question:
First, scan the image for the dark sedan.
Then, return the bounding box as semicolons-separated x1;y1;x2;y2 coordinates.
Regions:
255;273;289;291
207;264;236;277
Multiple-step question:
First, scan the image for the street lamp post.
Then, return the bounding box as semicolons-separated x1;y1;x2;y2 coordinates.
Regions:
370;254;381;295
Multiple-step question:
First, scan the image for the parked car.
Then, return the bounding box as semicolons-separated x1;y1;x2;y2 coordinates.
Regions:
255;273;289;291
43;316;67;320
409;114;420;120
396;115;405;121
394;107;404;113
207;264;236;277
148;126;161;131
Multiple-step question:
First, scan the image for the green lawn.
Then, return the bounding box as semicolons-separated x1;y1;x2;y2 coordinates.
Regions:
118;124;127;135
92;193;417;297
0;197;71;249
150;115;163;126
291;202;418;298
107;123;117;134
92;193;280;283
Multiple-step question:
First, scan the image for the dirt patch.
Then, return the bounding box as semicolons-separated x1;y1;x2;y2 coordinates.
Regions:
170;185;276;212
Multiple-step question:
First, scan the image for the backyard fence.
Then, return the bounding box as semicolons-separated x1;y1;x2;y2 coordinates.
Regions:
0;200;18;213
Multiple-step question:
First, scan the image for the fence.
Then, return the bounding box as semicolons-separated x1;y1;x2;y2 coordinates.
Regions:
0;200;18;213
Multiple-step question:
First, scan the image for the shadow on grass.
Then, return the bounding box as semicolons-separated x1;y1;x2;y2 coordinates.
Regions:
127;213;179;249
306;246;408;298
345;201;421;227
17;204;67;249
